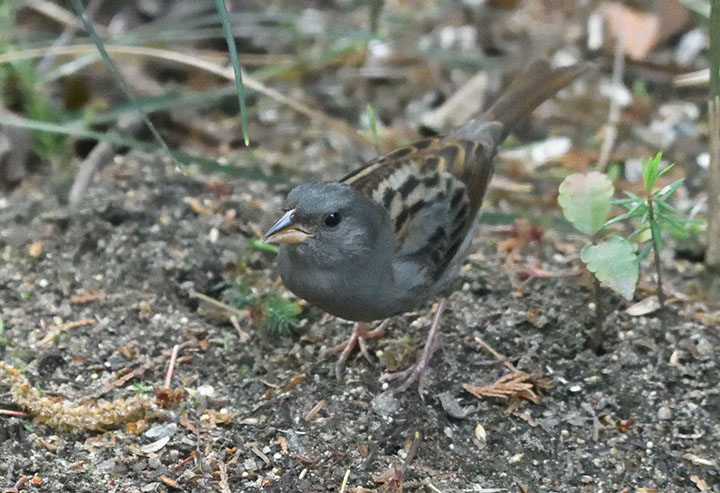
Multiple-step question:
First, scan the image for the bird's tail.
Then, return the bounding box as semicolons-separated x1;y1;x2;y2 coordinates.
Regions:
453;59;591;142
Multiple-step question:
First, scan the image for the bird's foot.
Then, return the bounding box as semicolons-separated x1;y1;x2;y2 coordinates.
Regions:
333;320;389;379
380;298;447;396
380;359;429;394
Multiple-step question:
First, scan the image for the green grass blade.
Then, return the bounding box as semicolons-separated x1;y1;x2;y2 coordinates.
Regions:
214;0;250;146
69;0;176;165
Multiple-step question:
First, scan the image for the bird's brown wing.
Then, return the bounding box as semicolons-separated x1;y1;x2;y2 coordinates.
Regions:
341;136;496;280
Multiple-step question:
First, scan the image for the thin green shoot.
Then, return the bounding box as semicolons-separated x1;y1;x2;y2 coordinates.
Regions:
214;0;250;146
250;237;278;253
366;104;380;152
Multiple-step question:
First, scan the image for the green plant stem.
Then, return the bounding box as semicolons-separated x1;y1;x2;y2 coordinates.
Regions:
647;198;666;307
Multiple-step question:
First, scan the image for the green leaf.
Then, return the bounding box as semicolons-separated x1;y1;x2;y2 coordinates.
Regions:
642;152;663;191
558;172;614;236
628;225;650;240
612;197;643;207
132;382;153;394
603;201;647;228
657;161;675;177
581;237;639;300
657;215;691;239
637;243;653;261
657;179;684;201
654;199;677;215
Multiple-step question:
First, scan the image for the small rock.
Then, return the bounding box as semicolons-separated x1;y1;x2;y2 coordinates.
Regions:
244;458;258;471
658;406;672;420
196;384;215;398
145;423;177;440
371;391;399;418
439;391;470;419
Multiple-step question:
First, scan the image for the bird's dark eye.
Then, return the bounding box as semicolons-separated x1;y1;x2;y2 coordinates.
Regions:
324;212;342;228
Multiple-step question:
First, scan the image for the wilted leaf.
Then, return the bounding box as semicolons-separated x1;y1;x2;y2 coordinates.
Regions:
558;172;614;236
626;296;661;316
462;372;548;404
581;236;639;300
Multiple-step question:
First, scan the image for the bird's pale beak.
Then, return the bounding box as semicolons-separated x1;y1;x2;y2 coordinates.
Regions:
263;209;314;245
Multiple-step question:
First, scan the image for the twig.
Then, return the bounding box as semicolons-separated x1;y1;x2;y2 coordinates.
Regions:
229;315;250;342
596;28;625;172
473;336;518;372
217;462;231;493
0;409;28;417
164;345;180;390
189;290;248;318
97;341;195;397
303;399;326;421
339;469;351;493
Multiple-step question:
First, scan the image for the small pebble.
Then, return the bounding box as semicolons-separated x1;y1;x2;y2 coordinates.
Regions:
657;407;672;420
371;391;399;417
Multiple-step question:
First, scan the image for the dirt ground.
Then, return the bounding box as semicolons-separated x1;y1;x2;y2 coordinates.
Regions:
2;1;720;492
0;149;718;492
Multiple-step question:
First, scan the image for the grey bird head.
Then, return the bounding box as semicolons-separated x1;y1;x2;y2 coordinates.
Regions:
264;182;391;269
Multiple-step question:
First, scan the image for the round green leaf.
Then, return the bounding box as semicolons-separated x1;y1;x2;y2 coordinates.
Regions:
580;237;639;300
558;172;614;236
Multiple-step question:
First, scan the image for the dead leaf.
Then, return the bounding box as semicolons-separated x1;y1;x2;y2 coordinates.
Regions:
155;388;185;408
690;475;709;491
601;1;690;60
683;453;717;467
626;296;661;316
372;467;403;493
463;372;550;404
602;3;659;60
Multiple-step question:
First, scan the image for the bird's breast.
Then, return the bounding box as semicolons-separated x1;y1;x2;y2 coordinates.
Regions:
277;248;405;321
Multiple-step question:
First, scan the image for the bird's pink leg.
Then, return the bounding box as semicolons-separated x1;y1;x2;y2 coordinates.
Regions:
333;320;389;379
380;298;446;395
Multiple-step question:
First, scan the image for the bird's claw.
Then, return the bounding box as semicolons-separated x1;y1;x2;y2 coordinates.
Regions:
380;362;428;396
333;321;388;379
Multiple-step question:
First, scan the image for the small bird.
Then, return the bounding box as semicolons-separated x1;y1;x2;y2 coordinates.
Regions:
264;60;589;393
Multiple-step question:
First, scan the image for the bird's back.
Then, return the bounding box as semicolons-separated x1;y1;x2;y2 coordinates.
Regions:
341;60;590;288
341;135;496;282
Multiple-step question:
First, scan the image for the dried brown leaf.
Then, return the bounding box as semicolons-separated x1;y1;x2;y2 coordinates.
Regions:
463;372;549;404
